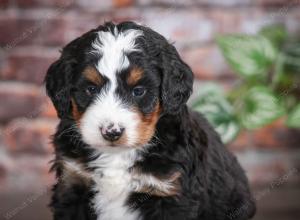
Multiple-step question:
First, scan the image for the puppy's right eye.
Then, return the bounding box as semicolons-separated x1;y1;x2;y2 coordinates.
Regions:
132;86;146;97
86;86;98;96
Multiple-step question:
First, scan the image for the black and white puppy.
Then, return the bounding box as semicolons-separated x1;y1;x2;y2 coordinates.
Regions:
45;21;256;220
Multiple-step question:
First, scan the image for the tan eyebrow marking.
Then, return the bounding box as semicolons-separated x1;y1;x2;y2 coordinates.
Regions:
127;67;143;85
83;66;103;85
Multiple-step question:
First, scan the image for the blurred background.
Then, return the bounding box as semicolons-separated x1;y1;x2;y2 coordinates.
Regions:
0;0;300;220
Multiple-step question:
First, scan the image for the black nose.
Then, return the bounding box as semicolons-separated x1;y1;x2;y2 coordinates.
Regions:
100;123;125;142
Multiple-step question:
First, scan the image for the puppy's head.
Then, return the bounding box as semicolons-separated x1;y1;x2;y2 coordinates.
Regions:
45;21;193;150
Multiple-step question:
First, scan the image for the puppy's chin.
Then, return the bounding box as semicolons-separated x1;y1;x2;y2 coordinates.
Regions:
93;144;136;154
81;136;147;154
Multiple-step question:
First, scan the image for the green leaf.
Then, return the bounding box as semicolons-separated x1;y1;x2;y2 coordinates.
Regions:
217;34;277;78
240;86;285;129
282;42;300;72
259;24;287;48
286;104;300;128
214;120;240;144
272;52;285;87
193;83;223;105
193;83;240;143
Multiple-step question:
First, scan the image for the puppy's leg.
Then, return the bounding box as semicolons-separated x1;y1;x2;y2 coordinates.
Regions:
51;181;96;220
51;161;96;220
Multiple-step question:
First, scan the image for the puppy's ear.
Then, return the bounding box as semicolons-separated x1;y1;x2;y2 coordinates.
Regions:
160;44;193;115
45;57;75;119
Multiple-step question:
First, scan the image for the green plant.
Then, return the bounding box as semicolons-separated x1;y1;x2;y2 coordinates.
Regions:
192;24;300;143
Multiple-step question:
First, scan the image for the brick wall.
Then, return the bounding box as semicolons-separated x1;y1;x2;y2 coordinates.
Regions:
0;0;300;192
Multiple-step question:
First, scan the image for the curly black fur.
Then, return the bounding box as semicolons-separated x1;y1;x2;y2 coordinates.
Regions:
45;21;256;220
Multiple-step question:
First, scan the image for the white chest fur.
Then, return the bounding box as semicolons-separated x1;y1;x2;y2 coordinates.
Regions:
89;150;141;220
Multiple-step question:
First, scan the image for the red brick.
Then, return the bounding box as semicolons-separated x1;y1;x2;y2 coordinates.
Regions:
0;152;13;190
2;155;55;191
1;47;59;84
180;45;232;80
137;0;194;6
286;8;300;33
228;131;252;152
255;0;294;6
0;13;69;47
208;9;242;34
113;0;134;7
0;0;9;8
75;0;113;11
137;0;250;7
0;161;6;182
38;16;69;46
40;98;58;118
0;16;42;47
0;16;23;47
3;118;57;156
235;150;300;186
110;8;142;24
228;119;300;151
0;82;44;122
62;13;113;43
252;119;300;150
141;9;215;46
15;0;74;8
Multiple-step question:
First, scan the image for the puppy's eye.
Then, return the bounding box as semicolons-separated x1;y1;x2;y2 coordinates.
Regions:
132;86;146;97
86;86;98;96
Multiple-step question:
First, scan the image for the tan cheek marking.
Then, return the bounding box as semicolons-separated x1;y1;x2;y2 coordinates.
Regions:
127;67;143;85
135;103;161;146
83;66;103;85
71;98;83;124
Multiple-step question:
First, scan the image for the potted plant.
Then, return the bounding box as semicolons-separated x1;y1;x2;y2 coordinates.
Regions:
192;24;300;144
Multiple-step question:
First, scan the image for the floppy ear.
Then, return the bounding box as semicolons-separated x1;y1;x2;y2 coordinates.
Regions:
45;57;75;119
159;44;194;115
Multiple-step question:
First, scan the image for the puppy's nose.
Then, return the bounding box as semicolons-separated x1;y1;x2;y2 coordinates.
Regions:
100;123;125;142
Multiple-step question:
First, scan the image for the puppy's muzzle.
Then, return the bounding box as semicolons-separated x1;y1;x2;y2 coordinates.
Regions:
100;123;125;142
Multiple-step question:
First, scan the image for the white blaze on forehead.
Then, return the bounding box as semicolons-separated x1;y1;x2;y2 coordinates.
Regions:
91;28;143;87
80;28;143;150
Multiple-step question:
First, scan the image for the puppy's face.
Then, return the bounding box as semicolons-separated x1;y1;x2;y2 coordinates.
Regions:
46;22;193;150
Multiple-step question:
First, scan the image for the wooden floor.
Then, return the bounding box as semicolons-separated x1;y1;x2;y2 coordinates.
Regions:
0;186;299;220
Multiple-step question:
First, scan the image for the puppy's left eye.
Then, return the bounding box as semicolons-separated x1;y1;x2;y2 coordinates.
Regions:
132;86;146;97
86;86;98;96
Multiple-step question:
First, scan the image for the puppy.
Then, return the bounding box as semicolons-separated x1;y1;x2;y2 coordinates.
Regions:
45;21;256;220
